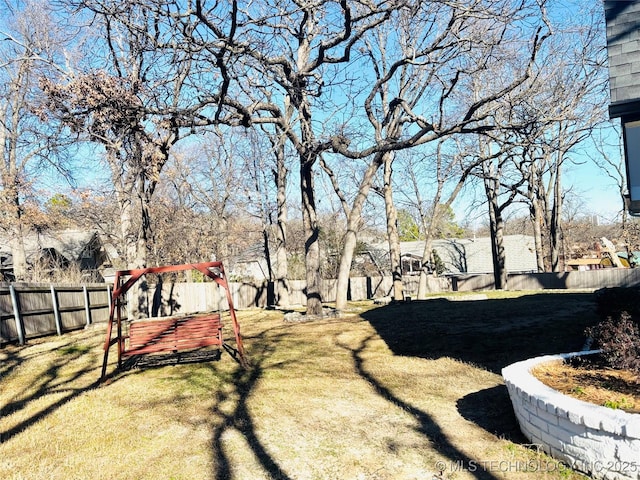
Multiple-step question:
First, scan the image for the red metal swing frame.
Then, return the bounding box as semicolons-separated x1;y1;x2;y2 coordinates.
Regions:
100;261;247;382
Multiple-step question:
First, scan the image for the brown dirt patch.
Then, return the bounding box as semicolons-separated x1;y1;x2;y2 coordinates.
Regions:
531;358;640;414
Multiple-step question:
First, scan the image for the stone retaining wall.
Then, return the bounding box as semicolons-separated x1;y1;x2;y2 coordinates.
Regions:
502;351;640;480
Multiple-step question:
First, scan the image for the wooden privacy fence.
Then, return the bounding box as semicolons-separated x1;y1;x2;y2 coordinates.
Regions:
0;283;111;344
4;268;640;344
452;268;640;292
0;276;445;344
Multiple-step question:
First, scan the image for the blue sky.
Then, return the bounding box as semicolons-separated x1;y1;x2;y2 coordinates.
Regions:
560;119;627;222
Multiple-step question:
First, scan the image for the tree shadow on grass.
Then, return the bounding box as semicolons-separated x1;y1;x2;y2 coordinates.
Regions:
0;338;101;443
207;329;295;480
0;345;24;384
2;322;294;479
337;333;502;480
359;292;599;456
103;326;294;480
360;293;598;374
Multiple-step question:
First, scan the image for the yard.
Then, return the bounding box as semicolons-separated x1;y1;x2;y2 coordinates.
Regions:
0;291;599;480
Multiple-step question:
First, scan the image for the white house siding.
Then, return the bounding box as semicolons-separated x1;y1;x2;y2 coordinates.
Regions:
398;235;537;275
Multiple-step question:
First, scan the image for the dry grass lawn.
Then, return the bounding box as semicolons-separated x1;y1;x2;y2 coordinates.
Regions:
1;292;598;479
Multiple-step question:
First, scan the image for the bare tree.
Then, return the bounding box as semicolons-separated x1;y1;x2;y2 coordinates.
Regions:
463;0;607;285
0;0;75;280
206;125;292;307
166;0;417;315
38;0;550;316
69;0;552;316
473;137;523;289
146;173;216;269
40;2;228;315
168;132;261;267
260;126;291;307
42;3;204;273
512;8;608;272
394;140;478;297
591;126;627;219
325;0;551;308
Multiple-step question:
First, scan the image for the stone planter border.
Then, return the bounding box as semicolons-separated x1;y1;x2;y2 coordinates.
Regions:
502;351;640;480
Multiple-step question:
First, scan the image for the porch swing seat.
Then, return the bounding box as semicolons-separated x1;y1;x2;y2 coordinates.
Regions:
124;312;223;357
100;261;248;382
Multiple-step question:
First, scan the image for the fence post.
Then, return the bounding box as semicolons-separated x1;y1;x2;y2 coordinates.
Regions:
50;285;62;336
9;284;25;345
83;285;92;326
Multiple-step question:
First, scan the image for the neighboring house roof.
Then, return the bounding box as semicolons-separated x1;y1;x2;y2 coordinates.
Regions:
392;234;537;275
0;229;109;270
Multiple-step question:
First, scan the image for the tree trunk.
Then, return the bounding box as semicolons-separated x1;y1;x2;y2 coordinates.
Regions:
8;226;27;281
1;58;30;282
274;134;290;307
335;230;357;308
493;211;508;290
485;176;508;290
300;154;323;316
275;201;290;308
417;237;434;297
415;147;472;299
417;199;445;298
334;154;384;310
531;201;546;272
110;145;155;318
117;192;131;262
119;195;138;267
4;187;28;281
383;154;404;301
417;192;441;300
550;161;562;272
116;188;151;318
524;164;546;273
262;227;273;285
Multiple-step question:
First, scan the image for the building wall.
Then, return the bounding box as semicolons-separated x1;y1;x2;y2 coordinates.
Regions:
436;235;538;275
605;0;640;110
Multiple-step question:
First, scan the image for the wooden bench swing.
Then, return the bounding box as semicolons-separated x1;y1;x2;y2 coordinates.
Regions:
100;261;247;382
